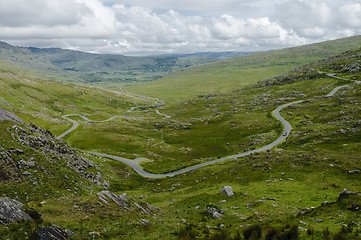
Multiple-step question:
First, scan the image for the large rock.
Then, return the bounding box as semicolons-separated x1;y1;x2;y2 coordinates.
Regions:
97;191;130;210
337;189;361;211
0;107;26;124
0;197;33;224
220;186;234;197
38;226;68;240
338;189;358;201
97;191;161;215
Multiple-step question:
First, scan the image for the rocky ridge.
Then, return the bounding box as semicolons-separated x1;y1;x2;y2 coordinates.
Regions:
97;190;162;226
0;113;109;188
259;48;361;87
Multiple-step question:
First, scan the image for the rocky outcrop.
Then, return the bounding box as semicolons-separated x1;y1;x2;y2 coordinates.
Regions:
205;205;224;219
258;67;322;87
38;226;68;240
97;191;161;215
1;121;109;188
0;107;26;125
317;50;361;74
0;197;32;224
97;191;131;210
140;219;151;226
337;189;361;212
0;197;76;239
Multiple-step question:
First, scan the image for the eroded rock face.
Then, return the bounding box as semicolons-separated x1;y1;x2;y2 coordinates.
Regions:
0;197;32;224
97;191;131;209
97;191;161;215
38;226;68;240
0;107;26;125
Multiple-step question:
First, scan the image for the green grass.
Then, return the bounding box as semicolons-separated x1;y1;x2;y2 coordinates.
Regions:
127;65;293;102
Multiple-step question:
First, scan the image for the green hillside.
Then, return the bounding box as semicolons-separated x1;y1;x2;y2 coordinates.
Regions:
126;35;361;102
0;60;152;136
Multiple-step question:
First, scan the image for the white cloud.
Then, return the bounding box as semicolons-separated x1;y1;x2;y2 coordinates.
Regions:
102;0;241;14
272;0;361;40
0;0;360;55
338;3;361;28
0;0;81;27
211;16;281;40
0;0;116;38
302;27;326;38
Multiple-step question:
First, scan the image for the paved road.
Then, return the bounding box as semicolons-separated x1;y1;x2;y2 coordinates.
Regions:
56;115;79;139
325;73;361;84
56;114;123;139
154;109;171;118
58;74;358;178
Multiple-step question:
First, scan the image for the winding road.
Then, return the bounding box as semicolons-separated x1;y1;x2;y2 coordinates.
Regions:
56;107;170;139
58;74;358;178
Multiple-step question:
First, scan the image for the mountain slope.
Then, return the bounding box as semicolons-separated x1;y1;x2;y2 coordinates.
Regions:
126;35;361;102
0;60;151;136
0;108;165;239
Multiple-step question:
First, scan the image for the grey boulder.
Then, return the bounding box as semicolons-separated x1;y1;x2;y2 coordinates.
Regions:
0;197;33;224
220;186;234;197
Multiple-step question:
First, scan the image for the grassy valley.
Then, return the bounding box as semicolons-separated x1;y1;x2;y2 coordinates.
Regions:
0;41;227;91
0;37;360;239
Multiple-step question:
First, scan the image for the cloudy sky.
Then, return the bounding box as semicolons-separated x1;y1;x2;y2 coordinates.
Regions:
0;0;360;55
